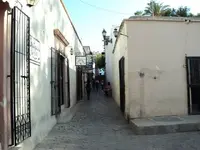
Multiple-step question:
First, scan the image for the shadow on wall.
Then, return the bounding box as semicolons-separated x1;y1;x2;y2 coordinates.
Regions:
30;4;46;44
29;55;54;148
69;66;77;106
73;32;80;55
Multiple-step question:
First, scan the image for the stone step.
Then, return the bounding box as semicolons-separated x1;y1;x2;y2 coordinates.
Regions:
130;115;200;135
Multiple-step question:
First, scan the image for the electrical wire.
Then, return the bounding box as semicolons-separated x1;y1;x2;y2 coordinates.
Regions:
78;0;133;15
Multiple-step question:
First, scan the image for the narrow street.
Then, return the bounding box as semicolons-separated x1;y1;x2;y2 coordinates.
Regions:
35;91;200;150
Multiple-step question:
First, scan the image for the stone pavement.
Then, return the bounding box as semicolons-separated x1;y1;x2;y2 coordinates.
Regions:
35;91;200;150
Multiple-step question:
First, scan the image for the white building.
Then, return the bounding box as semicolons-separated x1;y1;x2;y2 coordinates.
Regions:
109;16;200;120
0;0;86;150
104;25;119;85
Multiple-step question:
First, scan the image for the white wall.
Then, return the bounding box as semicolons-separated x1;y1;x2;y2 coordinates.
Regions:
105;25;118;85
111;23;129;117
7;0;85;149
126;19;200;118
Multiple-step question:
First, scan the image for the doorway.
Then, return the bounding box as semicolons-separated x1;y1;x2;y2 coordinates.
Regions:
76;67;83;101
119;57;125;113
58;54;64;107
186;57;200;114
50;48;61;115
66;58;70;107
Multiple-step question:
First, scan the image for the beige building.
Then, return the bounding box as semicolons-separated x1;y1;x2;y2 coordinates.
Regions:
110;16;200;120
0;0;86;150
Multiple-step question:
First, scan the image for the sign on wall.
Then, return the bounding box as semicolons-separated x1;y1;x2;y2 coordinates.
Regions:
75;56;86;66
86;55;93;64
86;54;93;69
30;35;41;65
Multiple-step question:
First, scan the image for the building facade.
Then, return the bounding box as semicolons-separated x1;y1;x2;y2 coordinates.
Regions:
104;25;118;85
110;17;200;120
0;0;86;150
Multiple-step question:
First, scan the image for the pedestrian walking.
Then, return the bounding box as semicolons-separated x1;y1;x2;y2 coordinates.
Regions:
95;79;99;92
86;80;91;100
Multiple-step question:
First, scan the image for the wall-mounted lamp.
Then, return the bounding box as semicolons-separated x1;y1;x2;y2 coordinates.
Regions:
70;48;73;55
102;29;112;46
27;0;39;7
113;28;128;38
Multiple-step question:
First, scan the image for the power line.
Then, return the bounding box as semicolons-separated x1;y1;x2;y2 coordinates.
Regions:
78;0;133;15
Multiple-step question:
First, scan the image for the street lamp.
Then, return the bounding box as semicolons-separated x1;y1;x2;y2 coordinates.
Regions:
113;28;118;38
102;29;112;46
102;29;107;38
113;28;128;38
27;0;39;7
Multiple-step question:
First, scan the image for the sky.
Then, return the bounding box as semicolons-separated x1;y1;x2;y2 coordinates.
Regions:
64;0;200;52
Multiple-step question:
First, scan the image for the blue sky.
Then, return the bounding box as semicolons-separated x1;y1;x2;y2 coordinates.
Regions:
64;0;200;52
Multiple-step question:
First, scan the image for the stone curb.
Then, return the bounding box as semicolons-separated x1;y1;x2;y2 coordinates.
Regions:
130;120;200;135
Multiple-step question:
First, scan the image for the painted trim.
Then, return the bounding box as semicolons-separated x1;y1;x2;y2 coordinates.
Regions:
54;29;69;47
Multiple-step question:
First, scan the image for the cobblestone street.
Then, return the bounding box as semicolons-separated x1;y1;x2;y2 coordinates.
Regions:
35;91;200;150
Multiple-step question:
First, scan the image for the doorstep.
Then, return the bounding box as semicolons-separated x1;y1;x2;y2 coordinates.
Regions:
130;115;200;135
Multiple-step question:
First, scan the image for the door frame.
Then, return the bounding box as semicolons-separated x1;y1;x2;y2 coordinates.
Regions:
186;56;200;115
66;58;70;107
119;56;125;113
50;47;61;115
58;54;65;106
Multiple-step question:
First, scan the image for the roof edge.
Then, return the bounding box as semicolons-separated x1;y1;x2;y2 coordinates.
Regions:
112;19;126;54
126;16;200;22
60;0;86;54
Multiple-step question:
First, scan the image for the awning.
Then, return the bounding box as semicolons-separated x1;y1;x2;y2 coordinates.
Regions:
1;0;18;8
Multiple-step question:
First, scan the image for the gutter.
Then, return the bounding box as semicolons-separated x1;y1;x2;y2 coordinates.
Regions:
60;0;86;54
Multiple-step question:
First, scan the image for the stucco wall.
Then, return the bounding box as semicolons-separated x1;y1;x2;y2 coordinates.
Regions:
127;20;200;118
112;23;129;115
105;26;118;85
2;0;84;149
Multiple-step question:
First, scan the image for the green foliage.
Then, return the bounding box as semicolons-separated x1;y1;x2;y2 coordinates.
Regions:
134;0;198;17
144;0;170;16
95;54;105;69
162;8;177;16
134;11;144;16
176;6;191;17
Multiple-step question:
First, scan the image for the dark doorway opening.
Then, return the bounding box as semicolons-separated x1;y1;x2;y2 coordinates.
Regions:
186;57;200;114
66;59;70;107
119;57;125;113
76;67;83;101
50;48;61;115
58;54;64;106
